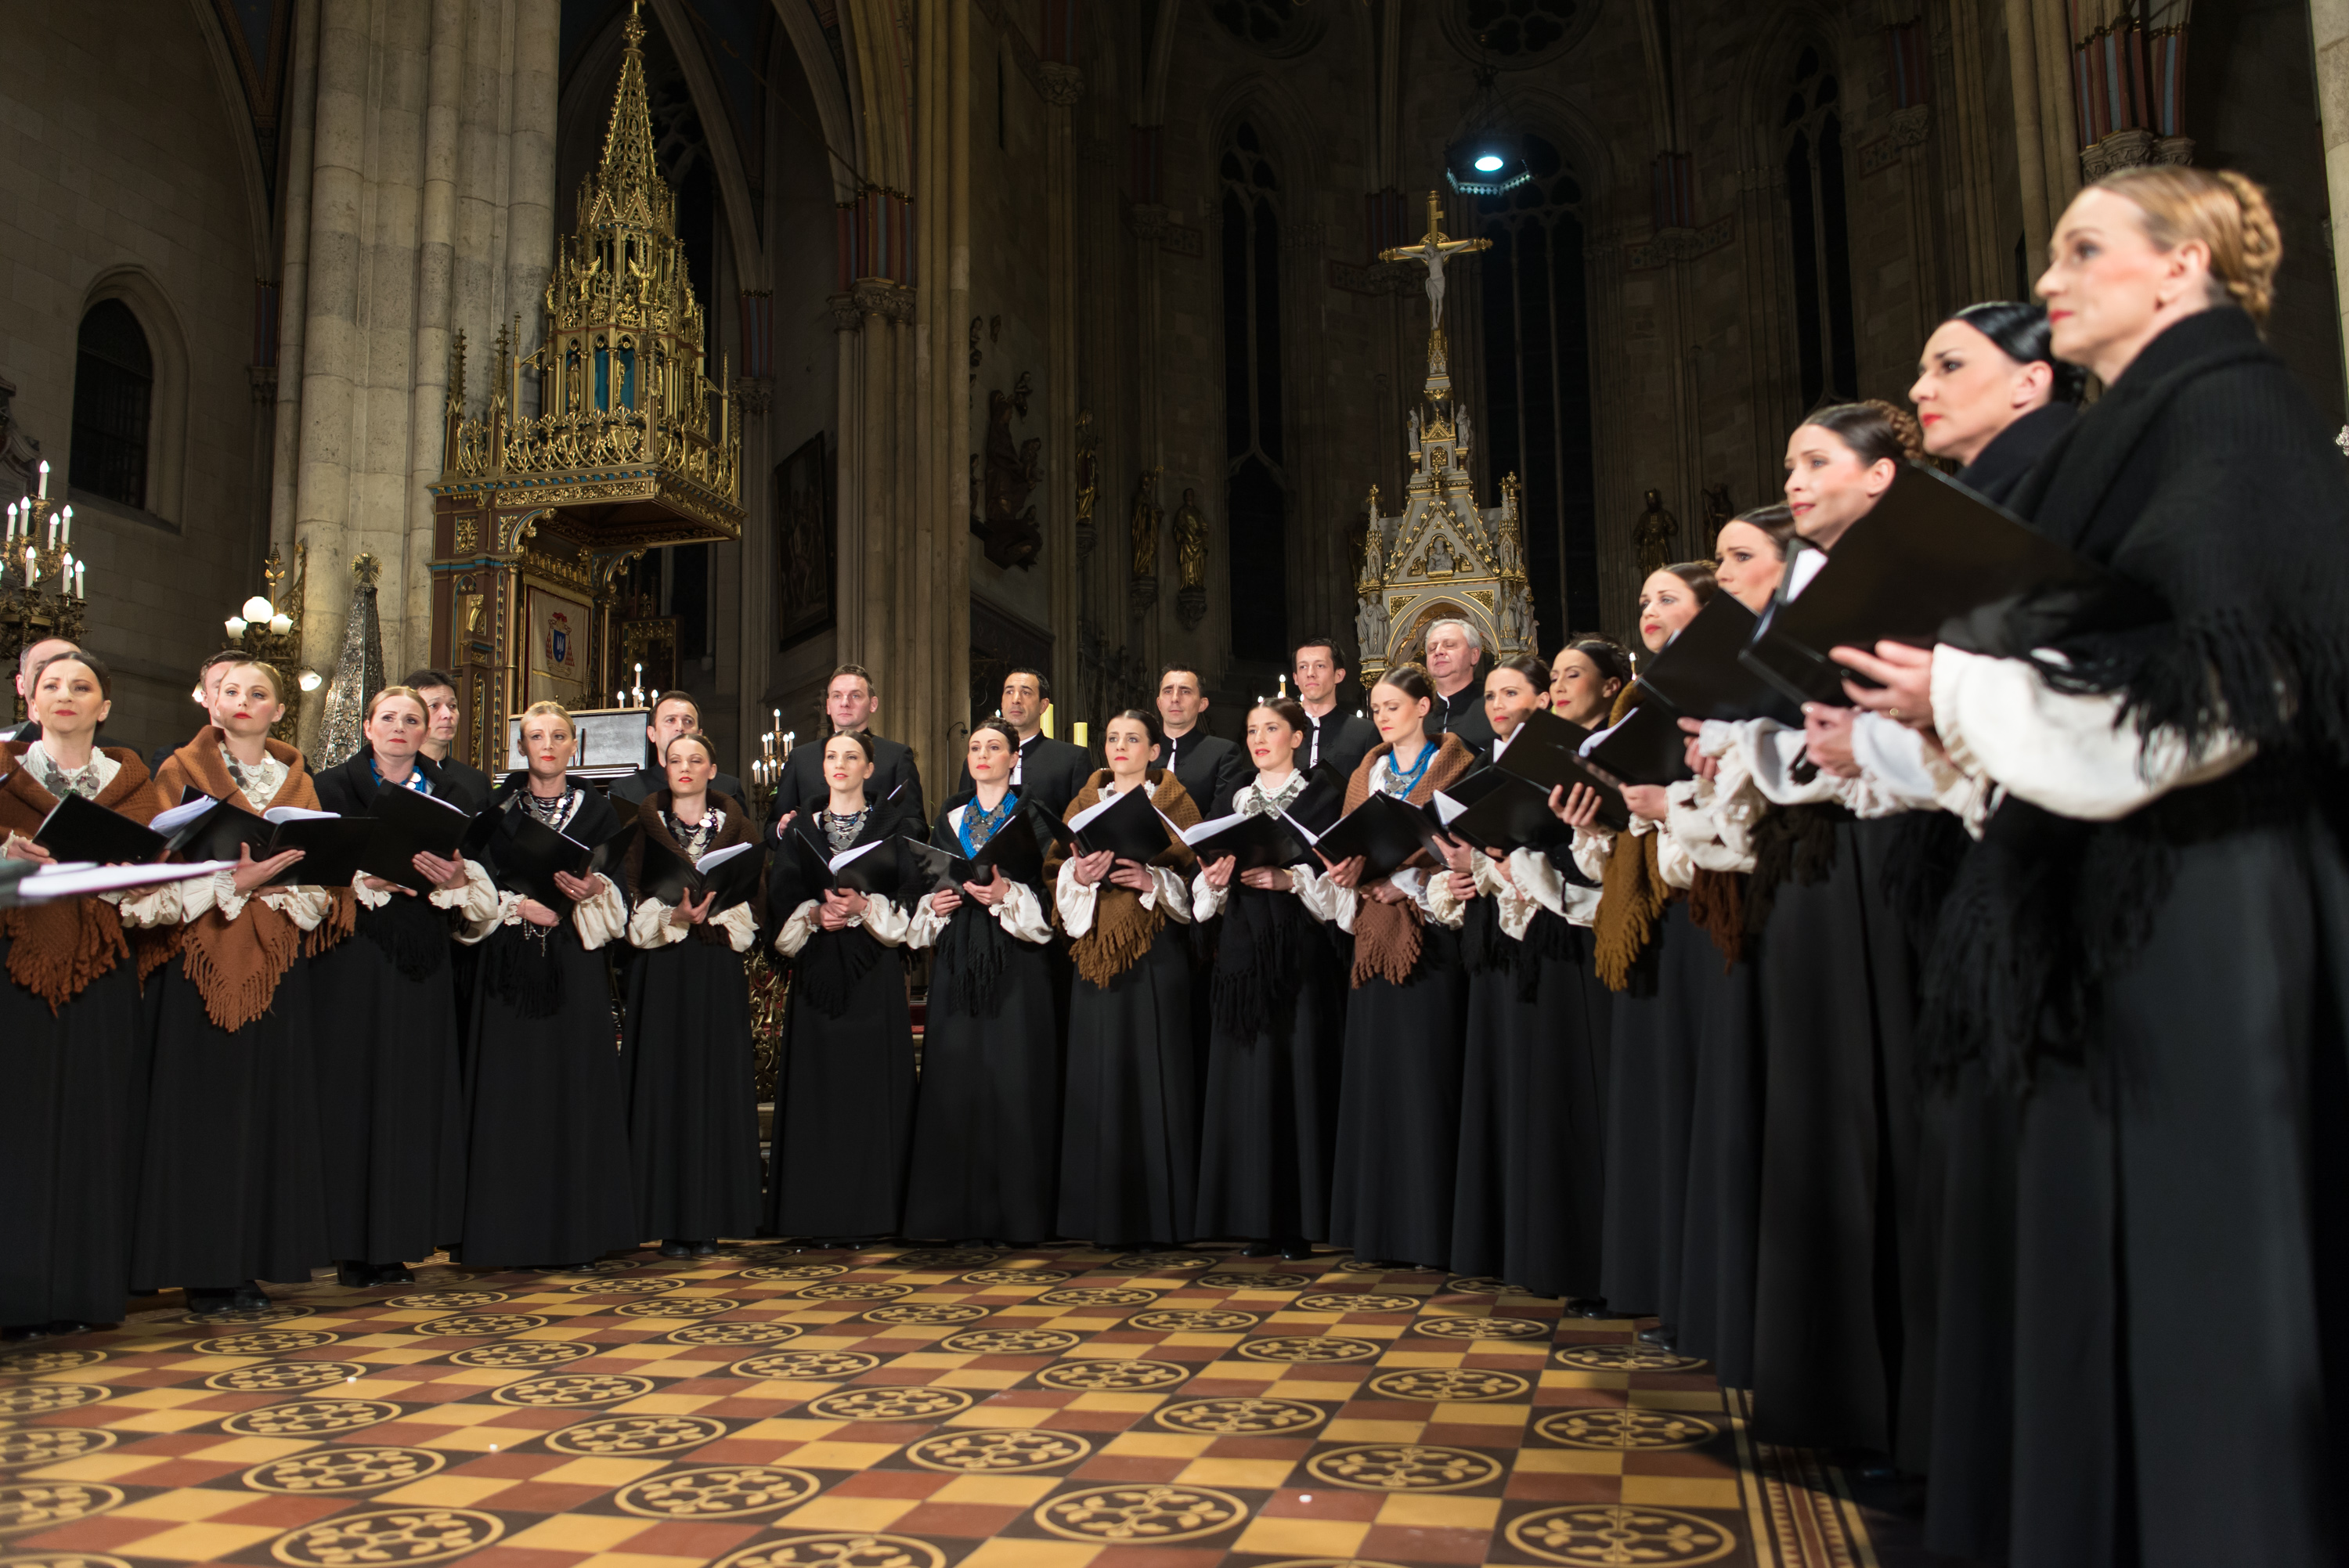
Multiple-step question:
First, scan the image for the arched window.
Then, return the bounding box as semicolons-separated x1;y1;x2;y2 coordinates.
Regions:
1221;120;1287;662
71;299;153;509
1782;47;1858;407
1474;135;1595;638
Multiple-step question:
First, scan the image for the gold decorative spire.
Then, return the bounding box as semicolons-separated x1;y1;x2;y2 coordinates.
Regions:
584;0;673;236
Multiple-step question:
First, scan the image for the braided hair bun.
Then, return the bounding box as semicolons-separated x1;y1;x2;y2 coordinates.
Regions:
2097;165;2282;325
1802;398;1926;467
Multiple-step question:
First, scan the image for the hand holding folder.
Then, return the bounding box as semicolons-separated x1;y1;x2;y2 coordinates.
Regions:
640;839;766;914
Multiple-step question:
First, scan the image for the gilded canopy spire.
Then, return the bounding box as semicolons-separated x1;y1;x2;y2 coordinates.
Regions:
583;0;673;236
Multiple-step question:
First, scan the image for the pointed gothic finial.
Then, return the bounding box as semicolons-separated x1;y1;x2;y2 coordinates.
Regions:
590;0;667;233
315;552;386;767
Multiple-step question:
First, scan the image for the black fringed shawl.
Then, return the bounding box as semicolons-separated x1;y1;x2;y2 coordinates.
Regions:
772;794;908;1019
924;800;1054;1018
1206;771;1344;1040
1923;307;2349;1090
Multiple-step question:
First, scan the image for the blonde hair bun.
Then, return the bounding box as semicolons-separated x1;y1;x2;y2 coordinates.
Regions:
2096;165;2282;325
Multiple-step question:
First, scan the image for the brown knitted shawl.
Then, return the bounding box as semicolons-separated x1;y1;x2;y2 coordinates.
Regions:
1047;769;1199;987
0;744;161;1009
622;789;763;946
155;729;355;1030
1590;686;1673;992
1341;732;1478;988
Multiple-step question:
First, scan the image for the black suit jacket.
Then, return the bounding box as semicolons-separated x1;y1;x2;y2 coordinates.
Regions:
1432;683;1496;759
314;749;491;816
611;762;750;814
1301;710;1378;784
1160;728;1249;819
767;732;925;838
953;734;1090;821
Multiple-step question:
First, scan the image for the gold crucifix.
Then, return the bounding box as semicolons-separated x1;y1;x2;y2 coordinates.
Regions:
1380;190;1489;333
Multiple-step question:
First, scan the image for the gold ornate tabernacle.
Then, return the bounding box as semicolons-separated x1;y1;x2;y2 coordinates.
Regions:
425;0;743;767
1355;193;1538;683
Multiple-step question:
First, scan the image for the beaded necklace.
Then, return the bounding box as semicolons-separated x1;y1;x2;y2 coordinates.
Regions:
1376;741;1435;799
958;789;1019;855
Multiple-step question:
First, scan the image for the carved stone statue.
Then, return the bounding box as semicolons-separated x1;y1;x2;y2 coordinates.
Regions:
1355;589;1389;666
1173;488;1207;590
1073;411;1099;558
976;384;1045;570
1701;482;1733;534
1427;533;1455;575
1633;488;1680;579
1407;409;1422;468
1129;469;1161;580
1359;513;1385;586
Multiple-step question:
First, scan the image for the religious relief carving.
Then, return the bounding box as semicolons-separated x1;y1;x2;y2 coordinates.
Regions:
1036;63;1083;108
1128;468;1162;613
1427;535;1456;575
1633;488;1680;579
975;372;1043;571
1173;488;1208;629
1073;412;1099;560
1701;483;1733;535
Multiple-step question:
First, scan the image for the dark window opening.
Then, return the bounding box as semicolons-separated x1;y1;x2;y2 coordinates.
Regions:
1477;137;1596;643
1784;55;1857;406
1221;121;1289;662
71;299;153;510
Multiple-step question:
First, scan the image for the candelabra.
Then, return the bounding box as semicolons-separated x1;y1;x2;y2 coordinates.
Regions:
749;708;796;820
2;463;92;719
217;542;323;744
612;663;651;710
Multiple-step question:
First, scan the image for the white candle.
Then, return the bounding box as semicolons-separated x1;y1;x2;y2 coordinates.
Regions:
74;562;84;598
46;513;56;550
5;502;15;539
60;506;70;546
37;460;49;499
23;546;34;587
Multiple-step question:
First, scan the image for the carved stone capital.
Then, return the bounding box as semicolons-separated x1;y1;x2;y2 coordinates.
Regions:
2156;135;2196;167
832;280;915;330
1037;63;1083;108
737;377;772;418
1128;202;1174;243
1129;574;1160;615
828;293;862;332
248;365;279;404
2080;126;2157;181
1176;583;1207;630
1889;103;1932;146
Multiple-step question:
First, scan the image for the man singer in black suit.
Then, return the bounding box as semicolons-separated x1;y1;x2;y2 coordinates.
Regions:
767;663;926;834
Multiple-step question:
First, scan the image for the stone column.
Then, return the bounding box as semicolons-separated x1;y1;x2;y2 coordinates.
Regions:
2314;0;2349;385
279;0;558;751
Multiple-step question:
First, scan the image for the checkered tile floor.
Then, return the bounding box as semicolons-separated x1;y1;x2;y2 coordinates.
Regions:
0;1245;1874;1566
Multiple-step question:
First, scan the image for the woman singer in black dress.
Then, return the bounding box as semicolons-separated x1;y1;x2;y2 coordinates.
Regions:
1050;708;1202;1248
1568;565;1717;1336
1191;698;1346;1261
766;730;916;1244
0;651;169;1333
140;659;349;1312
619;730;763;1258
312;685;494;1287
903;719;1060;1245
460;700;637;1269
1447;655;1611;1307
1321;665;1478;1271
1844;168;2349;1568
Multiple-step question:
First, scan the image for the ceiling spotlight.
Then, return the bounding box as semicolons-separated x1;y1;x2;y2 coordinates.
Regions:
1445;135;1530;195
1474;153;1505;172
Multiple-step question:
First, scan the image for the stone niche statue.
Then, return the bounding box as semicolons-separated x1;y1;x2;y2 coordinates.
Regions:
1173;488;1209;629
1355;590;1389;666
1129;469;1161;579
1633;488;1680;579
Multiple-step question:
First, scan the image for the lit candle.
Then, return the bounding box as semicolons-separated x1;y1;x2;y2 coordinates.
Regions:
615;690;625;707
23;546;34;587
60;506;70;546
37;460;49;500
74;562;85;598
45;511;56;550
1073;721;1089;750
5;502;15;539
1041;703;1055;740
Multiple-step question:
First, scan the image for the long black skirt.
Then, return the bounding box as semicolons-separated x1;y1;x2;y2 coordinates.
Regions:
1452;914;1611;1298
1670;922;1767;1389
459;926;637;1265
622;936;763;1242
1748;816;1925;1456
309;905;467;1266
1194;925;1347;1243
1929;818;2349;1567
1598;900;1709;1319
901;916;1061;1242
767;935;915;1239
1327;924;1467;1269
133;957;329;1288
0;946;147;1325
1058;924;1197;1245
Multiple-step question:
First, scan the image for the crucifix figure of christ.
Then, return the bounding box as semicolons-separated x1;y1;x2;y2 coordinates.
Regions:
1380;190;1490;333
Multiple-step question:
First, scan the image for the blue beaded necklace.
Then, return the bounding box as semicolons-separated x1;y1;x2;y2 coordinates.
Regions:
958;790;1019;856
1378;739;1435;798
